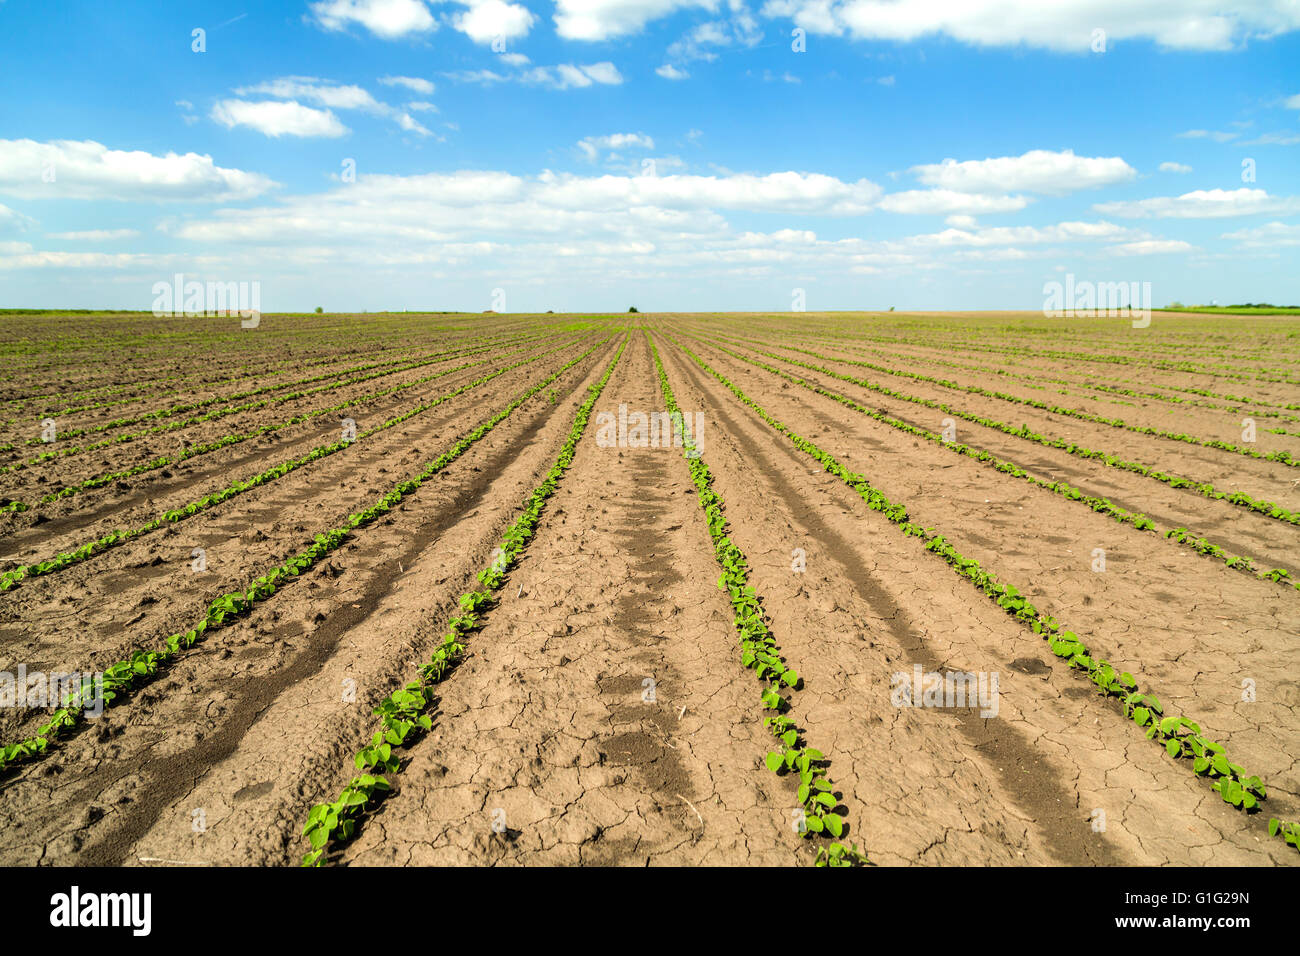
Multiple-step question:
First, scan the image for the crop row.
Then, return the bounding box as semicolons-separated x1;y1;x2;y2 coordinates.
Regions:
300;339;627;865
819;327;1300;385
0;339;612;774
2;339;376;414
814;337;1300;423
1;317;511;414
731;336;1300;468
6;324;550;428
727;341;1300;527
4;335;587;514
755;322;1300;395
0;339;604;593
1;334;557;474
651;334;866;866
831;335;1300;420
7;335;507;440
672;337;1300;854
692;336;1298;592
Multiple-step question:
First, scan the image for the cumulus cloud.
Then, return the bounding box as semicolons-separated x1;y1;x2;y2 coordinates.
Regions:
0;139;274;201
657;64;689;79
451;0;536;43
909;149;1136;195
877;189;1029;215
758;0;1300;51
0;250;176;271
555;0;716;41
578;132;656;160
898;219;1136;248
234;77;431;135
1107;239;1194;255
1094;187;1300;219
0;202;36;232
212;99;349;138
46;229;141;240
1158;161;1192;173
1220;221;1300;247
379;75;435;94
161;168;886;251
443;57;623;89
310;0;438;38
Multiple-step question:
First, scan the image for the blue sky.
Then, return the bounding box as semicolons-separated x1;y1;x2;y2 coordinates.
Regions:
1;0;1298;312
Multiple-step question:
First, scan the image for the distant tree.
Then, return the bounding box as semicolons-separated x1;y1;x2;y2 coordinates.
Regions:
314;306;323;313
628;306;639;313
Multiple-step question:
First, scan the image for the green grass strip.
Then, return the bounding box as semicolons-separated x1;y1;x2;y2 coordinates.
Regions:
300;338;627;866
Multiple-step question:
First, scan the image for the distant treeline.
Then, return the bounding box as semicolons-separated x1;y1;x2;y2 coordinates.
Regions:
1162;303;1300;315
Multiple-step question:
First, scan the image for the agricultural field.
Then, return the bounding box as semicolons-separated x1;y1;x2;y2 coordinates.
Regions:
0;309;1297;867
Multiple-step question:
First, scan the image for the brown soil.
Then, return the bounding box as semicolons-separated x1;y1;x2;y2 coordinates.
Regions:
0;310;1295;867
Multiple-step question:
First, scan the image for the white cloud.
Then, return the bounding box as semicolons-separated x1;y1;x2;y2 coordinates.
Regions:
310;0;438;38
234;76;431;135
898;220;1136;248
444;59;623;89
657;63;689;79
212;99;349;138
163;168;888;251
575;61;623;84
910;149;1136;195
0;250;170;270
666;15;762;64
46;229;141;240
554;0;716;41
877;74;895;86
578;132;656;160
1240;131;1300;146
1283;94;1300;109
379;75;435;94
1220;221;1300;247
0;139;274;201
878;189;1029;215
238;77;381;111
500;52;531;66
945;214;977;228
452;0;536;44
759;1;1300;52
1094;187;1300;219
1158;161;1192;173
441;68;510;84
1177;128;1239;142
0;202;36;232
1108;239;1194;255
526;62;624;88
